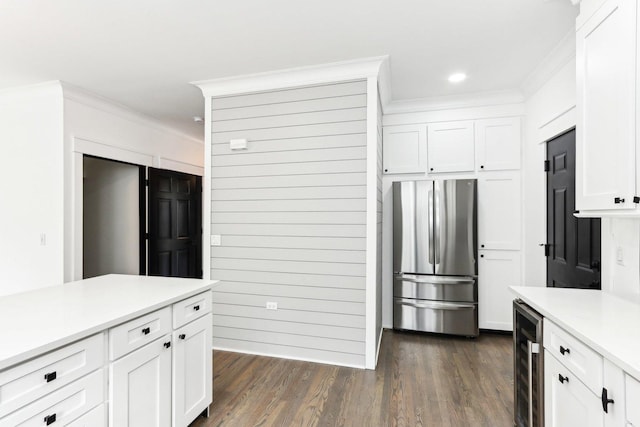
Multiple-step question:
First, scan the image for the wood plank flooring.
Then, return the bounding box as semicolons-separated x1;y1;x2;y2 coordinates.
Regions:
191;330;513;427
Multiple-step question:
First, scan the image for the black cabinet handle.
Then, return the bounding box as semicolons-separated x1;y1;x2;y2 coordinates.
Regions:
480;244;485;248
430;167;434;171
560;346;570;355
384;169;388;173
142;327;151;335
164;341;171;349
601;387;614;413
480;165;484;169
480;254;484;258
614;197;625;204
44;371;57;383
179;334;186;340
558;374;569;384
44;414;57;425
193;305;200;311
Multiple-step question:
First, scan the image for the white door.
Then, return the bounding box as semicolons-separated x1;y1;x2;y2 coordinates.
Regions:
110;338;172;427
427;121;475;173
475;117;521;171
478;250;520;330
576;0;636;211
478;173;521;250
382;125;427;174
545;351;603;427
172;315;213;427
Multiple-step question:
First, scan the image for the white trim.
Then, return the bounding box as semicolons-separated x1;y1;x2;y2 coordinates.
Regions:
384;89;525;115
538;105;576;144
521;30;576;98
0;80;63;102
73;137;154;166
211;345;365;370
157;158;203;176
203;96;212;281
377;58;393;113
365;77;379;370
375;328;384;367
193;56;389;98
60;82;203;146
383;103;526;127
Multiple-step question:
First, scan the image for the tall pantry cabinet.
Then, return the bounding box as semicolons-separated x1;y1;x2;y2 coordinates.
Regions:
195;58;387;370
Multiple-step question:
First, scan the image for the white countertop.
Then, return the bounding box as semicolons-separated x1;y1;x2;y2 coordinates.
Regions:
511;286;640;380
0;274;216;371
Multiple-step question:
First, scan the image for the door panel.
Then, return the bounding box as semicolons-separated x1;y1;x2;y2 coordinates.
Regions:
148;168;202;278
547;129;601;289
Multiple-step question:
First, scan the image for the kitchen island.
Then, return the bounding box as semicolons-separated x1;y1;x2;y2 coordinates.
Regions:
512;286;640;426
0;274;216;427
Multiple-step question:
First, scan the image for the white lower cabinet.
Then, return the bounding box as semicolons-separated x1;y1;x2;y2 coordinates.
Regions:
172;315;213;426
67;403;106;427
478;250;520;330
109;337;173;427
545;350;603;427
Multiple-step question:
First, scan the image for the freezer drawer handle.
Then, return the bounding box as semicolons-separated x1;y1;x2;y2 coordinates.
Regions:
395;275;475;285
398;300;475;310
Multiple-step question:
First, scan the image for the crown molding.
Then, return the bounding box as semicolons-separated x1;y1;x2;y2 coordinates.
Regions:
384;89;525;115
0;80;63;102
521;29;576;98
60;82;203;145
192;56;389;98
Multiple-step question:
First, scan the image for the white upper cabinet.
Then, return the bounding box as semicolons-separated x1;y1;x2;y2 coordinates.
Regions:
427;121;475;173
576;0;637;212
382;125;426;174
478;173;521;250
475;117;521;171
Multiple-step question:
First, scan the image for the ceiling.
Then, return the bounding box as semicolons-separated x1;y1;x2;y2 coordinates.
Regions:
0;0;577;141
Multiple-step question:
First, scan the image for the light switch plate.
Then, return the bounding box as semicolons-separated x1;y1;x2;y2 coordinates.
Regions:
211;235;221;246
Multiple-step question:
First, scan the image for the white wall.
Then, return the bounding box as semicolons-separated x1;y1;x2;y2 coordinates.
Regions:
522;56;578;288
0;83;64;296
83;157;140;278
63;85;204;282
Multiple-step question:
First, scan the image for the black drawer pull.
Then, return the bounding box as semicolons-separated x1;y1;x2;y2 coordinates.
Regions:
142;327;151;335
560;346;570;355
193;305;200;311
179;334;186;340
44;371;57;383
44;414;57;425
558;374;569;384
615;197;625;204
164;341;171;349
601;387;614;413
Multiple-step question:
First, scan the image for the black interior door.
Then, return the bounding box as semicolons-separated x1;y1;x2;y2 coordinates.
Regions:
546;129;601;289
148;168;202;278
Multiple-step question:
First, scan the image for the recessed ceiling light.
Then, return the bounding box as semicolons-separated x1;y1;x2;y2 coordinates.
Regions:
448;73;467;84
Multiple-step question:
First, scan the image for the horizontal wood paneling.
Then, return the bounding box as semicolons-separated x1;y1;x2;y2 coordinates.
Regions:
214;281;365;302
211;247;365;263
215;235;366;250
212;81;367;110
212;199;366;212
211;270;366;289
211;224;366;237
212;186;366;201
212;94;367;121
212;303;365;328
210;80;368;366
211;134;366;156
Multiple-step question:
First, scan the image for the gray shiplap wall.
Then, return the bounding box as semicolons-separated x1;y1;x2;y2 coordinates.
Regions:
210;80;369;367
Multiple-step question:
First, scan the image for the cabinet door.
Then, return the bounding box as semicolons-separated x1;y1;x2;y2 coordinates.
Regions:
545;351;603;427
109;338;172;427
478;173;521;250
603;360;625;427
475;117;521;171
576;0;636;211
427;121;474;173
382;125;426;174
478;250;520;330
172;315;212;427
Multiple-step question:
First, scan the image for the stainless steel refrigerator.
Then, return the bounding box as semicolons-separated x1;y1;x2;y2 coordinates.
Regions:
393;179;478;336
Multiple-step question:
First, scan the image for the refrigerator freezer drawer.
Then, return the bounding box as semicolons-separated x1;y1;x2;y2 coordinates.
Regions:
394;274;476;302
393;298;479;336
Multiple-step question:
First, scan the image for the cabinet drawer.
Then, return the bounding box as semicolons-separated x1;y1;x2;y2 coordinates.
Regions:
0;333;104;418
173;292;211;329
0;369;104;427
109;307;171;361
543;319;603;395
66;403;105;427
626;374;640;425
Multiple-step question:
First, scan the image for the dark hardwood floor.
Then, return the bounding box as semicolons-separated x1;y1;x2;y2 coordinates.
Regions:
191;330;513;427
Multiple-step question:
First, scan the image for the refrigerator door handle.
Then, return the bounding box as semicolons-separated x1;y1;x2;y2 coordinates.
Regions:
428;188;435;266
434;186;441;265
396;300;476;310
395;275;475;285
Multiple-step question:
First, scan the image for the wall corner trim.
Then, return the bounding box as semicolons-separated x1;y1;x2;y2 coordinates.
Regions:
192;55;389;98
